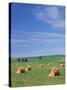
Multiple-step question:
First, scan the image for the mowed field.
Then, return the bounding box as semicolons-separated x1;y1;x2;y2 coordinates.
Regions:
11;55;65;87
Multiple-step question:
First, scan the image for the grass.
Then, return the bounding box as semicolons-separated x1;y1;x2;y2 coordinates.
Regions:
10;55;65;87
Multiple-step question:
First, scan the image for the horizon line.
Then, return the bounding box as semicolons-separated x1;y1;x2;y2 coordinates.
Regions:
11;54;65;59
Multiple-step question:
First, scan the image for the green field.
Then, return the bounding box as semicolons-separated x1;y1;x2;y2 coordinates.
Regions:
11;55;65;87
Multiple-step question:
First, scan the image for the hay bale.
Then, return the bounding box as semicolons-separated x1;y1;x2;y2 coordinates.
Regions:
39;64;43;69
16;66;25;74
20;67;25;73
48;70;54;77
60;63;64;67
48;63;52;67
25;67;28;72
27;64;31;71
48;67;60;77
52;67;60;76
16;68;20;74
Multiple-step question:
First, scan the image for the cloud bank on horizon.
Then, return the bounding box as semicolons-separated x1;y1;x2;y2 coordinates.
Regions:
11;3;65;58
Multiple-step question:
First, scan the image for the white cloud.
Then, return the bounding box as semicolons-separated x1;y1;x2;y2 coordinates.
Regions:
44;7;60;20
53;19;65;28
33;6;65;29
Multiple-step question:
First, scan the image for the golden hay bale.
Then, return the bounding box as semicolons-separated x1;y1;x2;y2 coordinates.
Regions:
52;67;60;76
39;64;43;69
48;63;52;67
48;67;60;77
16;67;21;74
27;64;31;71
48;70;54;77
60;63;64;67
20;68;25;73
16;68;20;74
25;67;28;72
16;67;25;74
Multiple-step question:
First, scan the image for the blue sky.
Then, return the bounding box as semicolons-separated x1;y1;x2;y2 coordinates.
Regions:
11;3;65;58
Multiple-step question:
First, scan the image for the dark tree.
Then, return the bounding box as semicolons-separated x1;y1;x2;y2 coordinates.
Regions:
21;58;24;62
17;58;20;62
39;56;42;59
25;58;28;62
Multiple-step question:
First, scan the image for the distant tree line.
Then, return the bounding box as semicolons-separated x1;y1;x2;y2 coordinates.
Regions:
17;56;42;62
17;58;28;62
39;56;42;59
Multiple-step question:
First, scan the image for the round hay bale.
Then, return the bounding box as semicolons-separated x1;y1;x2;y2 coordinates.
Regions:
25;67;28;72
16;68;20;74
20;67;25;73
39;64;43;69
48;63;52;67
48;67;60;77
60;63;64;67
48;70;54;77
27;64;31;71
16;66;25;74
51;67;60;76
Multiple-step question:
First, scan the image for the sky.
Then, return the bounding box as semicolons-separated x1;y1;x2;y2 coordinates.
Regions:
10;3;65;58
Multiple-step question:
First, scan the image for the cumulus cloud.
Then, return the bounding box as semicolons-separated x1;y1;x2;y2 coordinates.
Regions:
33;6;65;28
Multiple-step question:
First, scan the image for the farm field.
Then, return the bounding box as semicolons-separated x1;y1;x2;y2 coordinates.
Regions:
10;55;65;87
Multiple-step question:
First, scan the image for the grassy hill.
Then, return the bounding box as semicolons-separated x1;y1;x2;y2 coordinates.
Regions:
10;55;65;87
